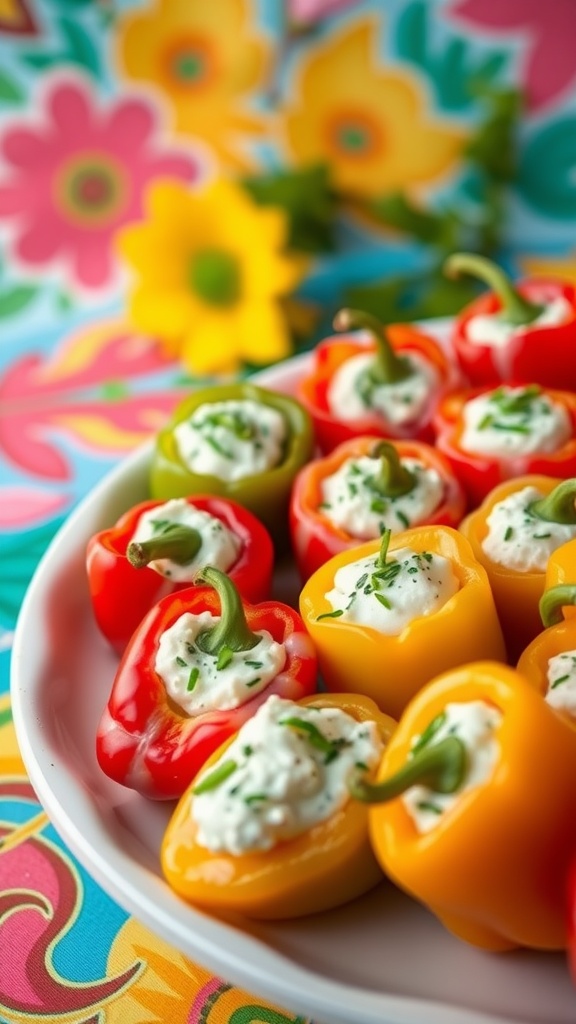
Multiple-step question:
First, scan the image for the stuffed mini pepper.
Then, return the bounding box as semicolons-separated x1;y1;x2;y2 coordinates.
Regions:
161;691;396;919
290;435;466;580
87;495;274;652
354;661;576;951
445;252;576;389
459;476;576;661
434;383;576;506
299;526;505;720
96;567;317;799
296;308;457;454
149;382;314;546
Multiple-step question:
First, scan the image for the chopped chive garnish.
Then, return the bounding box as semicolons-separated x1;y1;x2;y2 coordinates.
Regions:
417;800;443;814
374;593;392;608
551;674;570;689
534;532;551;539
316;609;344;620
478;414;493;430
244;793;267;804
193;759;237;794
492;423;530;433
204;434;234;458
246;677;261;687
175;656;187;668
370;498;387;514
279;716;340;763
396;510;410;528
216;644;234;670
355;761;369;771
356;573;368;588
242;744;253;756
504;526;514;541
187;667;200;691
245;660;263;669
150;518;170;531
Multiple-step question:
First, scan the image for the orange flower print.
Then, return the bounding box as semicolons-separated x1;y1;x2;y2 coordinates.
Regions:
282;18;465;198
116;0;271;171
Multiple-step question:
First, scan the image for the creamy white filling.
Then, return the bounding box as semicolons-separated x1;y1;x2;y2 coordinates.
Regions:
173;398;286;482
466;295;572;348
481;486;576;573
130;498;241;582
155;611;286;716
545;650;576;716
191;694;383;854
320;455;444;539
459;386;571;457
326;351;438;426
323;546;459;634
402;700;502;833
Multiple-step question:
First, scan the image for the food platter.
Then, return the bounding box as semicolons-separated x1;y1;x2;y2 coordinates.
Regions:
11;336;576;1024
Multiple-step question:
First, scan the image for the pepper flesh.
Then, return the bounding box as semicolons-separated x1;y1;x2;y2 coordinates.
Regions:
458;474;572;662
434;384;576;506
161;692;396;919
86;495;274;653
366;660;576;951
96;581;317;799
290;434;466;581
149;382;314;547
299;525;506;720
296;319;458;454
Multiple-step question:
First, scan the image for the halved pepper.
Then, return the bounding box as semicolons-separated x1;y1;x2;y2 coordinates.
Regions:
149;382;314;546
434;384;576;506
354;660;576;951
86;495;274;653
445;252;576;390
96;568;317;799
459;476;576;662
161;691;396;919
289;434;466;581
296;309;458;454
299;525;505;720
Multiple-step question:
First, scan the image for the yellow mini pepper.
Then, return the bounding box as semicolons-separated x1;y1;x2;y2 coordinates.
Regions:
459;475;576;662
353;661;576;951
161;692;396;920
299;525;506;720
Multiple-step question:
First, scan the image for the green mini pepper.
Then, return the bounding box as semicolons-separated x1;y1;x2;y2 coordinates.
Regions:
150;382;314;546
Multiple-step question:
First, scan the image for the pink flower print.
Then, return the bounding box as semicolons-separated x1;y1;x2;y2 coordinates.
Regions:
449;0;576;112
0;77;202;288
287;0;362;24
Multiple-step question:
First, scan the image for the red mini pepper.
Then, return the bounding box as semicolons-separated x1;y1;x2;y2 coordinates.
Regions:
434;383;576;506
86;495;274;653
96;567;318;799
445;252;576;390
289;434;466;580
296;308;458;454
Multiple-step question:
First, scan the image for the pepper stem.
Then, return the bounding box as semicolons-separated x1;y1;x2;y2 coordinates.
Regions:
376;527;392;569
194;566;260;654
529;480;576;525
444;252;543;327
333;308;413;384
371;441;415;498
539;585;576;628
127;526;202;569
350;736;467;803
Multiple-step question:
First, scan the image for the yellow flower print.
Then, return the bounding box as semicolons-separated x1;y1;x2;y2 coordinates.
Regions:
282;18;465;198
117;179;304;376
116;0;271;171
522;253;576;286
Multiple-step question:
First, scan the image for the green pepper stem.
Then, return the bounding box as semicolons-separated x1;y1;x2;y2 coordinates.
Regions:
350;736;467;803
127;526;202;569
444;252;543;327
194;566;260;654
333;308;413;384
529;480;576;525
376;527;392;569
371;441;415;498
539;585;576;628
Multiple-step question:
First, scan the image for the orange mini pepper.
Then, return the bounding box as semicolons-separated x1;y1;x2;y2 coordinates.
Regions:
161;692;396;919
354;661;576;951
459;475;576;662
299;525;506;720
289;434;466;581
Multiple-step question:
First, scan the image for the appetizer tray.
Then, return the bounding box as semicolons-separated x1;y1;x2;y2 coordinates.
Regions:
11;336;576;1024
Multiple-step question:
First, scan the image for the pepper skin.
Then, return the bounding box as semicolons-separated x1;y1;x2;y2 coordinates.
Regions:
361;661;576;951
290;435;466;581
459;475;576;662
161;692;396;919
86;495;274;654
445;252;576;390
434;384;576;506
149;382;314;546
299;525;506;720
96;569;317;799
296;309;457;454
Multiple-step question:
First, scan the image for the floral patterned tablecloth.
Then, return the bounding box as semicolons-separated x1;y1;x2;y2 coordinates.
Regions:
1;1;576;1021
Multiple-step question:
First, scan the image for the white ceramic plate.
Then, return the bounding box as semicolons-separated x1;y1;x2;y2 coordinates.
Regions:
11;344;576;1024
